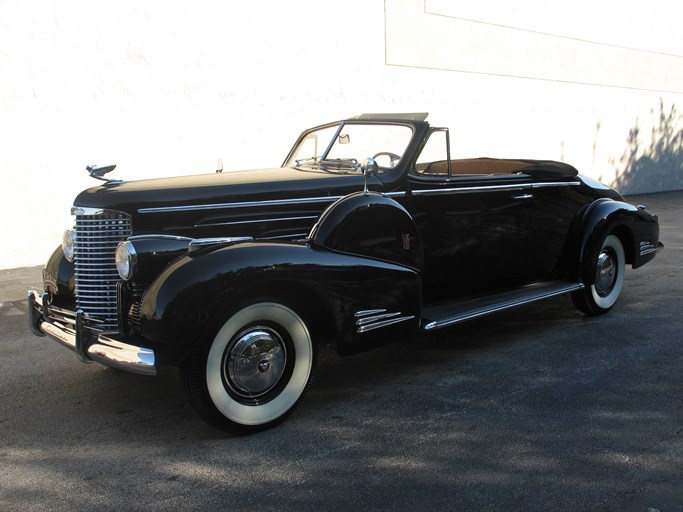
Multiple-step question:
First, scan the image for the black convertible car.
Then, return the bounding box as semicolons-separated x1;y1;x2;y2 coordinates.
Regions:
29;113;662;432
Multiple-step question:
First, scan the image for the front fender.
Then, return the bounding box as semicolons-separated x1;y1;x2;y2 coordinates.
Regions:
43;245;76;307
139;241;421;363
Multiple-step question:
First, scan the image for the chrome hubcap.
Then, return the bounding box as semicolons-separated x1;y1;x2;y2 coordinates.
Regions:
224;327;287;398
595;249;617;297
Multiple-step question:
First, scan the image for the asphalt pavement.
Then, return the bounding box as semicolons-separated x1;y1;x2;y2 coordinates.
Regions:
1;191;681;511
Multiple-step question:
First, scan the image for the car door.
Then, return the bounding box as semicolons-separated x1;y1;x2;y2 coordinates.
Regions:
400;172;534;303
393;129;535;303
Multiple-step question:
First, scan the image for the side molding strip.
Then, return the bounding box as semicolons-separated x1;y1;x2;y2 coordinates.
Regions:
139;196;342;214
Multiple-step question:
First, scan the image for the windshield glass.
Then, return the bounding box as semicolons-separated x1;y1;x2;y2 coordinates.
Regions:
286;122;414;173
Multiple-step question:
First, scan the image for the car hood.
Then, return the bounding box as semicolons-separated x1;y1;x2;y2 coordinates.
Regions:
74;167;372;213
73;166;378;238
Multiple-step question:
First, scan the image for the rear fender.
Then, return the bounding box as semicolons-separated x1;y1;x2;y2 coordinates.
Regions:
571;199;660;281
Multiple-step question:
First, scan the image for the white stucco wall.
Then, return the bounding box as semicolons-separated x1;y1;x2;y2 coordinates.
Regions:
1;0;681;269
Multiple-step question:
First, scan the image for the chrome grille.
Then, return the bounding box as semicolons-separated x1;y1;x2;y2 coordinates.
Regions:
74;209;132;333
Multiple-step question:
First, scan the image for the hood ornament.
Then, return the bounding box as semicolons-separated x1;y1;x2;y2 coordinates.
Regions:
86;164;123;185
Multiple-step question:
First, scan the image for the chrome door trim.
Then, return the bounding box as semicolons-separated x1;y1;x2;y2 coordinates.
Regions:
532;181;581;188
405;181;580;197
410;184;529;196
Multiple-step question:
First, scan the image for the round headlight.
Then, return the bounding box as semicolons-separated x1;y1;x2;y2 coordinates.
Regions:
62;230;75;262
115;241;137;281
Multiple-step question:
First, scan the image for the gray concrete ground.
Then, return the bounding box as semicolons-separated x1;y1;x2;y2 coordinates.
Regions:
1;191;681;512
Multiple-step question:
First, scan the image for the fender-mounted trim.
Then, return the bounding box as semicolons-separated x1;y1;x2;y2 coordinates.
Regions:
355;309;416;333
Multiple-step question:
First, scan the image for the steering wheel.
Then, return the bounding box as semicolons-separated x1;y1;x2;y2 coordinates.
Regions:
372;152;402;168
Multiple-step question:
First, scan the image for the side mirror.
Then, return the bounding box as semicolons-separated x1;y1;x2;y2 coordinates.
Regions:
360;157;378;194
361;157;378;177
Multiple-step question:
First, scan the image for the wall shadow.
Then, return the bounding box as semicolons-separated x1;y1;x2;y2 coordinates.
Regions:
612;99;683;195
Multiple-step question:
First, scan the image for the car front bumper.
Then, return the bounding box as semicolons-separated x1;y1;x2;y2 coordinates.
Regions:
28;290;157;376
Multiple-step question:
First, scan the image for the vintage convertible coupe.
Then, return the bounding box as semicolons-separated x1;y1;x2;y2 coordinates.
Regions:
29;113;662;432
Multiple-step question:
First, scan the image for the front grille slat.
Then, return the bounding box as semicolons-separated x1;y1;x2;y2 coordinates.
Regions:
74;209;131;333
74;276;121;281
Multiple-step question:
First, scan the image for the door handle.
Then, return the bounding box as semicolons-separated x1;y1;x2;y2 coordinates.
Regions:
512;194;533;200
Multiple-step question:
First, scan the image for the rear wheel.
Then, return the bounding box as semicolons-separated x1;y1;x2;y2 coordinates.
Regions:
182;301;315;433
572;234;625;316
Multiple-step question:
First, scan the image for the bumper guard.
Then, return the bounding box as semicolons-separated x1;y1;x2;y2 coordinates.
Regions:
28;290;157;376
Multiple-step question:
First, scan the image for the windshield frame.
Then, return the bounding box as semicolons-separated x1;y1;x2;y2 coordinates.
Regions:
283;120;417;175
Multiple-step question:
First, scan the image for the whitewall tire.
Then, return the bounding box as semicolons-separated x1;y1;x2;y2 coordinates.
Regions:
572;234;626;316
182;302;315;433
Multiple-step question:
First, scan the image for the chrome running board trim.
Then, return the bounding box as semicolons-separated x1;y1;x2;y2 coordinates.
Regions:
422;281;584;331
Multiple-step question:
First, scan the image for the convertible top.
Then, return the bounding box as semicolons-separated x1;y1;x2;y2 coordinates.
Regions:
512;159;579;179
446;158;579;179
425;158;579;179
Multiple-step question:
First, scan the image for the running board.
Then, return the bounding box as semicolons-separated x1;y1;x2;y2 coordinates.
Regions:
421;281;584;331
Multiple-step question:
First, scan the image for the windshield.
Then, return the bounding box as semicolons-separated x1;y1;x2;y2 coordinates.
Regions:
285;122;414;173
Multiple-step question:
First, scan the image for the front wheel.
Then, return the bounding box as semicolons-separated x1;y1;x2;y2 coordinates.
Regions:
572;234;625;316
182;302;315;433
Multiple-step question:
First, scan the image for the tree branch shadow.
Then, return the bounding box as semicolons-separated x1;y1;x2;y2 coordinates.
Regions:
612;99;683;194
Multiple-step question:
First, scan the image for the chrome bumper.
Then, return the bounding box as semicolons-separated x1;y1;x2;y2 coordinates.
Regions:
28;290;157;376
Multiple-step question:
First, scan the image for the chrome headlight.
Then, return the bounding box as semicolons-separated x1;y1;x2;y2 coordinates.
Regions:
62;230;76;262
115;241;137;281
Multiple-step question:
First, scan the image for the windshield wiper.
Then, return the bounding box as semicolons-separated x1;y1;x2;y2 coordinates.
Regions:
294;156;322;167
294;157;361;174
318;158;360;172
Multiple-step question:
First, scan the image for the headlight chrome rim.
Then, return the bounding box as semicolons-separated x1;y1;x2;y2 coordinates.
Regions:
115;241;137;281
62;230;76;262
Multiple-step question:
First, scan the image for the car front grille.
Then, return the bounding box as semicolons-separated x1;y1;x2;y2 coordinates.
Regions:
74;209;132;333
